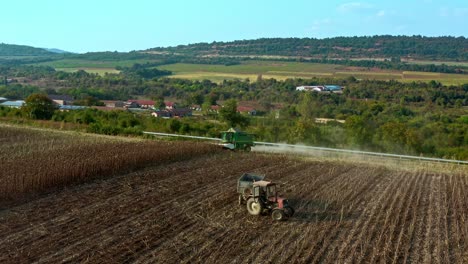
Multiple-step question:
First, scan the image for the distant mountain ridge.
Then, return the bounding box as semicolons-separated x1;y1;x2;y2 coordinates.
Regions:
0;43;56;56
44;48;72;54
146;35;468;61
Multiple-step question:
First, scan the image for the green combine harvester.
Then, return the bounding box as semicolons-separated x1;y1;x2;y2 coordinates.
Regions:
220;128;255;151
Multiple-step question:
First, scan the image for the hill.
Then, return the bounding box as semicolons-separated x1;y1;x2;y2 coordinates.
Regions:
147;35;468;61
44;48;72;54
0;43;55;56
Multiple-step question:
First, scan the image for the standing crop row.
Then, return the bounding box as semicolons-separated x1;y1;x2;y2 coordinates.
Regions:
0;126;220;205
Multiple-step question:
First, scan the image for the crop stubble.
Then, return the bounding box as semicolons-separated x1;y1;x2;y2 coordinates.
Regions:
0;127;467;263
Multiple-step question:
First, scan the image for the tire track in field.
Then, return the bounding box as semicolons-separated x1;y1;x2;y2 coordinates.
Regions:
178;162;334;264
429;174;446;264
50;155;286;263
193;163;316;263
333;171;405;263
390;172;427;264
270;166;385;264
309;168;392;264
446;173;467;262
0;155;233;257
421;173;438;263
138;161;313;263
353;171;412;263
406;172;432;263
367;171;420;263
439;174;451;264
37;158;263;263
234;164;339;263
241;165;353;263
270;166;382;263
280;166;363;263
1;155;256;262
0;154;223;237
461;174;468;263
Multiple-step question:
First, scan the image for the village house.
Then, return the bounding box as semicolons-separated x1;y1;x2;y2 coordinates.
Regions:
127;100;155;109
124;101;140;109
165;101;177;109
296;85;343;93
151;108;192;118
102;100;125;108
209;105;256;115
0;100;25;108
190;104;202;111
237;106;256;115
48;95;74;106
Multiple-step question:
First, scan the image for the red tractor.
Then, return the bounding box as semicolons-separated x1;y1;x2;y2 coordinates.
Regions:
237;173;294;221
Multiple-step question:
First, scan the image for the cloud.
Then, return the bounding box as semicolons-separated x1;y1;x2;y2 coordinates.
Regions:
376;10;385;17
310;18;332;31
337;2;373;13
453;8;468;17
439;7;468;17
439;7;449;17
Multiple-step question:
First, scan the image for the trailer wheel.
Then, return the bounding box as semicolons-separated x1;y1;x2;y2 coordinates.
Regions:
272;209;286;221
244;146;251;152
246;198;262;216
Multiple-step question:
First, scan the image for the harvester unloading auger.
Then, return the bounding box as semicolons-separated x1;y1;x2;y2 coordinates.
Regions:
237;173;294;221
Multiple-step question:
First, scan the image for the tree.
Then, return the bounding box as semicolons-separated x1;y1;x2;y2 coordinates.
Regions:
153;96;165;110
22;93;57;119
219;99;249;128
297;92;316;121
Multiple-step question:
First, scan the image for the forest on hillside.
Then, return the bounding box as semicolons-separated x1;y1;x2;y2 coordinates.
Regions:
1;36;468;74
148;35;468;61
0;43;56;56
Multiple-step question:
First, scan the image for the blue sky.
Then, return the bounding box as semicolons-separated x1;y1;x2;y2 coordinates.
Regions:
1;0;467;53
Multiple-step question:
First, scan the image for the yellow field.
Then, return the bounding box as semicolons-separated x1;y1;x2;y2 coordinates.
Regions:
160;61;468;84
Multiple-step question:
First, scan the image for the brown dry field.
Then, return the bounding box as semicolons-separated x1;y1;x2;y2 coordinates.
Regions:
1;148;467;263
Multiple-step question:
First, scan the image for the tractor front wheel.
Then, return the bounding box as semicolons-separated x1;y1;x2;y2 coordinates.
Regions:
271;209;286;221
246;198;262;216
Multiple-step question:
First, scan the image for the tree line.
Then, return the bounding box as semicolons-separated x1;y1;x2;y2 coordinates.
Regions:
0;69;466;159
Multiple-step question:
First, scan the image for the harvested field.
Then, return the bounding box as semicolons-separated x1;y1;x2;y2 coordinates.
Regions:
1;126;467;263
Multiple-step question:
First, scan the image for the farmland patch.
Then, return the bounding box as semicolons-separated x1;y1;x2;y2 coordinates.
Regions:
0;125;466;263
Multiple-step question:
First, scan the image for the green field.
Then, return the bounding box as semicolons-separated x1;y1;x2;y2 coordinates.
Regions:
158;61;468;85
35;58;468;84
403;59;468;67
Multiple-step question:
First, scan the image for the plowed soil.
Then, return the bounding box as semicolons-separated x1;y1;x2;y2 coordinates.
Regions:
1;152;467;263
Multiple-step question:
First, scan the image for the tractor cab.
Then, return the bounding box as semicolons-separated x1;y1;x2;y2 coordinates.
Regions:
252;181;277;201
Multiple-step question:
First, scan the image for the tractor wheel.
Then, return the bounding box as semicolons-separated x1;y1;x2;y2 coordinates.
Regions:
271;209;286;221
246;198;263;216
238;194;244;205
284;206;295;217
